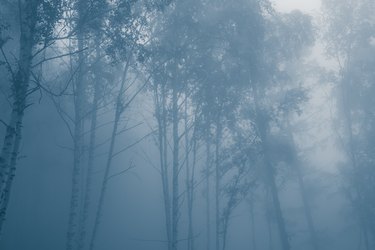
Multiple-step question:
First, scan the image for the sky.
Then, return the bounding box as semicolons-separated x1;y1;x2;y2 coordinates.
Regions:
273;0;322;13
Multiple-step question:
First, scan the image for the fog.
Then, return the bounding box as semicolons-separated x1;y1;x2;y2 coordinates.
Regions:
273;0;321;13
0;1;374;250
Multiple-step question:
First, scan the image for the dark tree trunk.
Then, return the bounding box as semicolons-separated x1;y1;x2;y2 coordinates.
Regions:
67;10;86;250
0;0;37;236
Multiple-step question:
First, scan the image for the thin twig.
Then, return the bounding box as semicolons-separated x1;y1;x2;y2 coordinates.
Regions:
112;130;154;159
106;162;136;182
31;47;88;68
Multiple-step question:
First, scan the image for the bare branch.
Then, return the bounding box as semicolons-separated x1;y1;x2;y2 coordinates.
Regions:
50;96;74;139
116;122;144;136
112;130;154;159
106;161;136;182
0;119;9;128
31;47;88;68
0;47;15;81
32;41;56;58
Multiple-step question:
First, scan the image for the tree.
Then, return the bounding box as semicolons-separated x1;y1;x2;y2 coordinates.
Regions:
322;0;375;248
0;0;62;236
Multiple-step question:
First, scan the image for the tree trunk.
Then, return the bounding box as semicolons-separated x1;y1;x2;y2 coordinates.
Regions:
66;2;86;248
292;161;317;250
155;83;172;250
185;98;192;250
264;159;290;250
221;212;229;250
340;75;370;250
77;45;102;250
186;99;196;250
206;137;211;250
265;193;273;250
190;131;197;250
0;116;16;194
0;110;23;235
0;0;36;236
171;84;179;250
285;119;319;250
221;171;241;250
295;165;319;250
88;100;120;250
249;198;257;250
88;61;130;250
253;83;290;250
215;120;222;250
163;89;172;250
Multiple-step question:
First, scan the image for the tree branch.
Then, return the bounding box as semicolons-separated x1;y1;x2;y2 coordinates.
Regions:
31;47;88;68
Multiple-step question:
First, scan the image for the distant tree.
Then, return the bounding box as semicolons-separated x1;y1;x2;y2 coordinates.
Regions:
323;0;375;248
239;9;315;250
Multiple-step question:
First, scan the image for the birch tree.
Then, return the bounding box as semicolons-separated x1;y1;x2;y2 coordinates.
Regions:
0;0;62;236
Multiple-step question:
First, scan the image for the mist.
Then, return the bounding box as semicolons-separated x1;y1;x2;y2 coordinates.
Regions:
0;0;374;250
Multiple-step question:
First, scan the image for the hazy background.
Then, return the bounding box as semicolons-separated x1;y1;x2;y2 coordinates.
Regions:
0;1;373;250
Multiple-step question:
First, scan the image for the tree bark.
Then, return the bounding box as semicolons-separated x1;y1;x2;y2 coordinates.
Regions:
0;0;37;236
0;108;23;235
66;1;86;248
